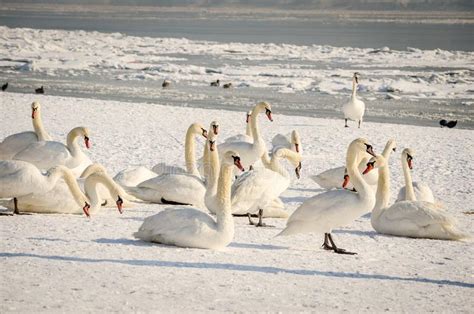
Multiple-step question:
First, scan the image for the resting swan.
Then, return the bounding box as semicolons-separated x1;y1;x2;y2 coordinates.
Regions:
343;72;365;128
363;153;468;240
312;139;396;190
396;148;435;203
134;150;244;249
217;102;273;169
13;126;92;177
0;164;125;217
0;102;52;160
0;161;89;215
115;123;211;187
277;138;376;255
230;147;302;226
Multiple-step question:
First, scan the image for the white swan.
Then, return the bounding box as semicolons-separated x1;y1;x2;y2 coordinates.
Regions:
396;148;435;203
0;102;52;160
223;111;253;143
271;130;301;153
0;165;126;216
363;154;468;240
13;126;92;177
134;150;244;249
343;72;365;128
312;139;396;190
217;102;273;169
277;138;376;255
114;165;160;188
0;161;89;215
230;147;302;226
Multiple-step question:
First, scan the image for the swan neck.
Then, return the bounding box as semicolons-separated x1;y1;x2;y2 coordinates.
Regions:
205;145;220;199
351;80;357;99
184;128;199;176
85;173;121;211
260;150;271;169
32;109;51;141
402;155;417;201
57;168;88;207
245;120;253;137
374;164;390;214
382;145;394;160
67;128;82;157
347;151;371;200
250;106;263;143
215;163;233;231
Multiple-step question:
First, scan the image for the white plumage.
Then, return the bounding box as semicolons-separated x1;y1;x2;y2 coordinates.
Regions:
342;72;365;128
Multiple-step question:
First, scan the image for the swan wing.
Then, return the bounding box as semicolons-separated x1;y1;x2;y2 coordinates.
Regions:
0;160;41;197
223;134;253;143
151;163;186;176
114;166;158;187
311;166;346;189
134;207;217;246
271;133;291;149
13;141;71;169
383;201;453;227
0;132;38;159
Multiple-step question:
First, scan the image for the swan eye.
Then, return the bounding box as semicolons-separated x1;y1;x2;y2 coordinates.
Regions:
265;108;271;114
407;154;413;161
364;144;375;157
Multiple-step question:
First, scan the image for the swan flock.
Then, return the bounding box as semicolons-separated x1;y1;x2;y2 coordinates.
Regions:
1;78;469;254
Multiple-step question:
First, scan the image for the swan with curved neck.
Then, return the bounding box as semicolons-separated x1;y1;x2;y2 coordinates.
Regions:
231;147;302;226
217;102;273;169
0;161;89;215
278;138;376;255
0;102;52;160
396;148;435;203
312;139;396;191
13;126;91;177
0;164;125;216
343;72;365;128
363;153;468;240
134;151;244;249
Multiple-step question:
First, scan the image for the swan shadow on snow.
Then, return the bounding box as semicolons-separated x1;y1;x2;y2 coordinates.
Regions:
94;238;154;247
288;187;324;193
1;252;473;289
280;196;308;203
229;242;286;250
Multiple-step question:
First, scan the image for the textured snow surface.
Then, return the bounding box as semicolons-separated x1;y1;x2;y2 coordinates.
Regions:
1;93;473;312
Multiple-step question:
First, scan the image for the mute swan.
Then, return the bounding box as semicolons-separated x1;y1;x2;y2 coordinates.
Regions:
278;138;376;255
13;126;91;177
0;165;125;217
0;161;89;215
0;102;52;160
217;102;273;169
271;130;301;153
343;72;365;128
231;147;302;226
396;148;435;203
223;111;253;143
134;151;244;249
150;122;213;178
363;154;468;240
312;139;396;190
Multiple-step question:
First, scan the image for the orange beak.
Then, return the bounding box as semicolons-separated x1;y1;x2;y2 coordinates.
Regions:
83;202;91;218
408;159;413;170
31;108;36;119
363;163;374;175
342;174;350;188
84;136;91;149
295;143;300;153
116;196;123;214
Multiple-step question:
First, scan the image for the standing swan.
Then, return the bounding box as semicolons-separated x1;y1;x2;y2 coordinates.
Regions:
396;148;435;203
13;126;91;177
134;151;244;249
343;72;365;128
277;138;376;255
0;102;52;160
363;154;468;240
0;161;90;215
217;102;273;169
230;147;302;226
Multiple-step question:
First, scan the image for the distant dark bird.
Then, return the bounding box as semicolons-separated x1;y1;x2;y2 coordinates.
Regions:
210;79;220;87
440;119;457;128
162;80;171;88
223;83;232;89
35;86;44;94
1;82;8;91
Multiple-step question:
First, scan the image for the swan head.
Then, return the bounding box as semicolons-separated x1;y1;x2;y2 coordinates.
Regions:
386;139;397;152
402;148;414;170
353;72;361;84
273;147;302;179
188;123;208;139
363;154;387;174
116;195;124;214
31;101;40;119
210;121;219;135
255;101;273;122
350;138;376;159
81;127;91;149
222;150;244;172
80;163;107;179
245;111;252;123
207;129;218;152
82;202;91;218
290;130;301;153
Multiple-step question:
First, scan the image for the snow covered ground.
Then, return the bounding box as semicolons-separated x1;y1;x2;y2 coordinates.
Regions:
1;92;473;312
